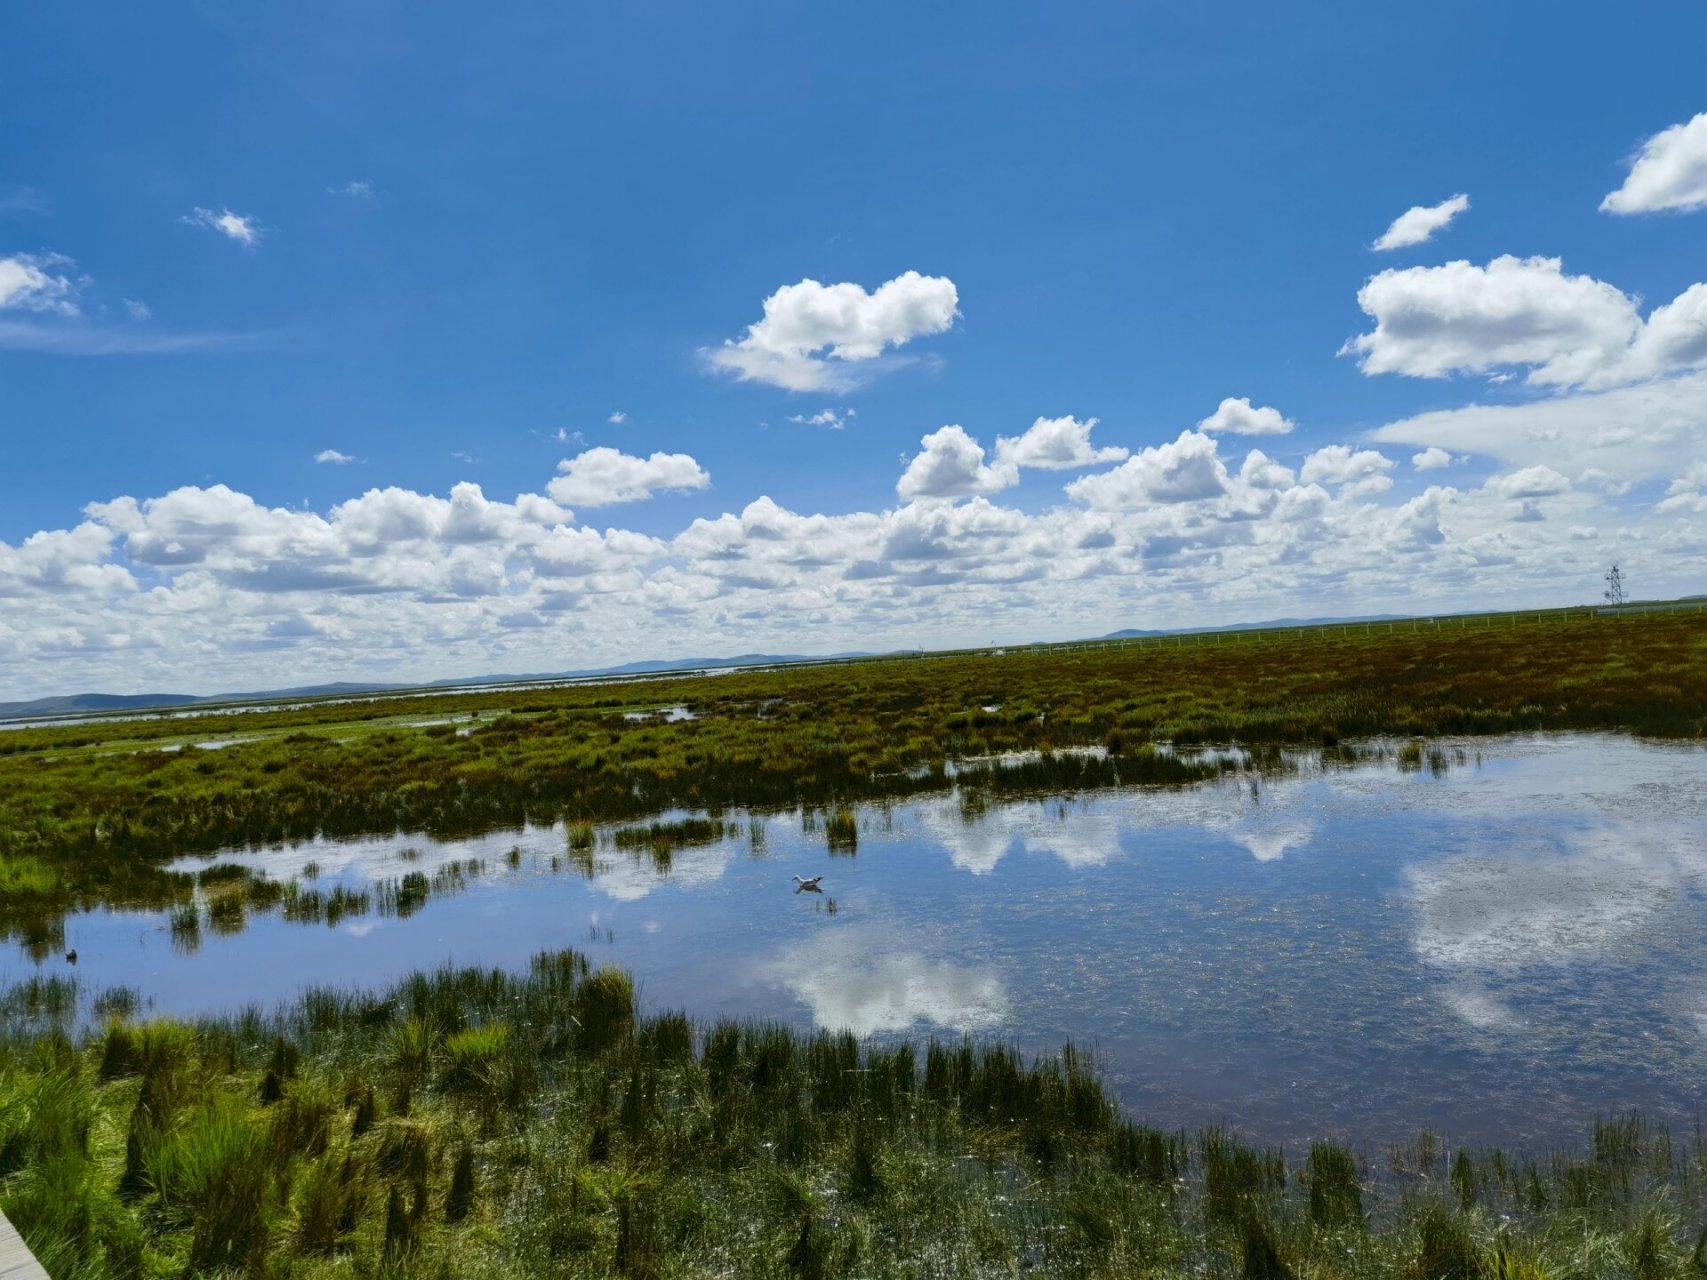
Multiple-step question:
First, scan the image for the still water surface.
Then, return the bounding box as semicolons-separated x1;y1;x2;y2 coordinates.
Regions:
12;733;1706;1149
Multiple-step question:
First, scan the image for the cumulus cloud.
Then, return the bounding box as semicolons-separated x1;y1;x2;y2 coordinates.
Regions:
1373;193;1471;251
897;426;1013;500
0;254;78;316
314;449;354;465
1628;282;1707;377
547;447;710;507
1300;446;1394;496
182;207;262;246
0;523;134;598
1413;447;1455;471
1344;256;1640;386
1238;449;1295;490
705;271;959;391
993;415;1127;470
1066;431;1229;508
1197;396;1294;436
1485;465;1571;500
1601;112;1707;214
8;417;1707;698
788;408;855;430
1345;255;1707;390
607;411;626;425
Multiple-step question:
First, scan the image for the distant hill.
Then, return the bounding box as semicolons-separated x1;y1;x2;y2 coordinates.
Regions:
1102;614;1411;639
0;691;211;719
0;653;869;723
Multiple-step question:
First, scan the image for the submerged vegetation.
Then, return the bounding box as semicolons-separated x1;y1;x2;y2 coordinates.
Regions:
0;609;1702;939
5;957;1707;1279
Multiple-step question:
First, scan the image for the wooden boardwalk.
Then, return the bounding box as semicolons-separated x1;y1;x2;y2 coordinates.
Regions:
0;1210;49;1280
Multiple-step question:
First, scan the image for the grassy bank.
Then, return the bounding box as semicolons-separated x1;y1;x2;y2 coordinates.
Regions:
3;956;1705;1279
1;610;1702;939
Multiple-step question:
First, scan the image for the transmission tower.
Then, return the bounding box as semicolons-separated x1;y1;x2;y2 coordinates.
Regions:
1603;563;1625;608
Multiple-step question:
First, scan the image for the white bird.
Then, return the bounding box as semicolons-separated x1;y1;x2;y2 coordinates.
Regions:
792;875;824;892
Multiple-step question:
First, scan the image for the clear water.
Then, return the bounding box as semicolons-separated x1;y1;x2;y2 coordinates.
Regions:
11;733;1706;1150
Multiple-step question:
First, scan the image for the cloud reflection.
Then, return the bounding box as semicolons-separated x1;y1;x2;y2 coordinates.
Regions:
590;842;735;902
770;929;1009;1036
917;798;1127;874
1408;827;1704;971
1439;983;1525;1032
1231;822;1313;863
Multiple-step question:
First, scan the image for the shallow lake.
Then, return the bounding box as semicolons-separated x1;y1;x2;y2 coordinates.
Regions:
10;733;1706;1150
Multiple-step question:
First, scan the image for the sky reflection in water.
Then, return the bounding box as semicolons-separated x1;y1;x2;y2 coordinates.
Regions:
10;733;1706;1149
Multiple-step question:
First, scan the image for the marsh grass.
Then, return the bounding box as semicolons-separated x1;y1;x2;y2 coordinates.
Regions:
824;805;859;854
3;611;1701;943
4;958;1706;1278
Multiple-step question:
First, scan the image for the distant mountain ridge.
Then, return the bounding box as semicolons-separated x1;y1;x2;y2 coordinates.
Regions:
7;600;1679;722
1101;613;1411;639
0;653;863;722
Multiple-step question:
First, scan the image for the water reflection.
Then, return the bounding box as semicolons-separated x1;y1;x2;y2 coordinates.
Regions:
1230;823;1313;863
1409;823;1706;970
768;927;1010;1037
588;841;735;901
917;798;1128;873
8;733;1706;1149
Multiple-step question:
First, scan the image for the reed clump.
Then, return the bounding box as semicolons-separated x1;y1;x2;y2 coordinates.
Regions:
5;956;1696;1278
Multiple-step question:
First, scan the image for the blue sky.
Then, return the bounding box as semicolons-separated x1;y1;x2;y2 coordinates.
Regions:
4;2;1707;697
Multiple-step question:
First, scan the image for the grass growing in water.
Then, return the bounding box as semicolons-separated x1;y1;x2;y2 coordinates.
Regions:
1;610;1701;943
3;957;1707;1278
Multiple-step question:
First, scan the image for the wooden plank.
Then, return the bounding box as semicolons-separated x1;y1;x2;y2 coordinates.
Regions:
0;1209;51;1280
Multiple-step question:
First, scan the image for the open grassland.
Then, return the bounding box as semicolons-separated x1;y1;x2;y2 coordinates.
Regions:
5;957;1707;1279
1;610;1703;941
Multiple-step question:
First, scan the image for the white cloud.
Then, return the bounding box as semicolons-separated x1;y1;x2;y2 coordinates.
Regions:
1370;371;1707;491
0;523;134;598
897;426;1013;500
1197;397;1294;436
122;298;151;321
1343;256;1645;387
1346;255;1707;390
1238;449;1295;490
0;254;78;316
993;415;1127;470
547;447;710;507
182;207;262;246
1066;431;1229;508
1485;465;1571;499
1372;193;1470;251
315;449;354;465
1627;282;1707;379
331;180;374;199
1412;447;1454;471
705;271;958;391
1300;446;1394;496
8;417;1707;698
607;411;626;425
788;408;855;430
1601;112;1707;214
